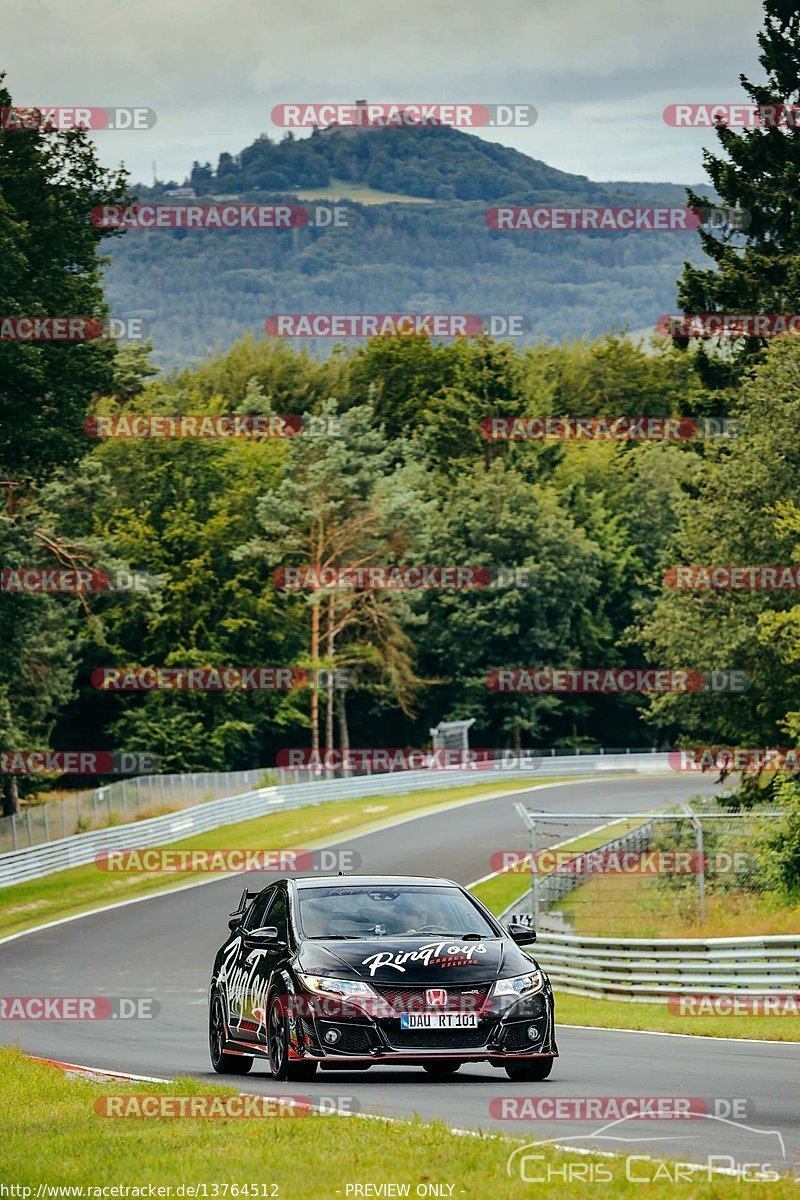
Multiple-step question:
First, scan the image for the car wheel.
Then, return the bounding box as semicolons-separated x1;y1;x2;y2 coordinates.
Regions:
267;993;317;1081
209;990;253;1074
422;1061;462;1076
504;1057;554;1081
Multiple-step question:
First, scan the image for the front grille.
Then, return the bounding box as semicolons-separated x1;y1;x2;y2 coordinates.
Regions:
385;1026;488;1050
374;983;492;1014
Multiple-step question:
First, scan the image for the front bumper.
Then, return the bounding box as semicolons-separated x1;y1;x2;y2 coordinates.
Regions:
289;981;558;1063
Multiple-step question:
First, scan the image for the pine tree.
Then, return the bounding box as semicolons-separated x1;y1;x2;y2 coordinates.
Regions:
678;1;800;383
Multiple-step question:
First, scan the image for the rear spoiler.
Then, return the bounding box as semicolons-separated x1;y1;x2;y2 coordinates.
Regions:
229;888;261;920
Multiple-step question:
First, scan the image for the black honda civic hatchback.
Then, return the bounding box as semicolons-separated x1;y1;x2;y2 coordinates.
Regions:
209;875;557;1080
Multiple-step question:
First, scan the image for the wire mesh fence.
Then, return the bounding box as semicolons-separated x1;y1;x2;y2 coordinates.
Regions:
503;802;793;937
0;768;280;853
0;746;670;854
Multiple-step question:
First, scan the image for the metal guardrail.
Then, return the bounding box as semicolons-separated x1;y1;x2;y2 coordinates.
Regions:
0;768;278;853
514;932;800;1001
0;752;672;889
0;746;669;853
497;815;799;1000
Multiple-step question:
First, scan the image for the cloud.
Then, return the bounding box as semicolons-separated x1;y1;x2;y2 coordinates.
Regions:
2;0;764;184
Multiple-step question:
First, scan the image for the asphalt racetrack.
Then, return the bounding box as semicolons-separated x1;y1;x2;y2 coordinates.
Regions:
1;774;797;1177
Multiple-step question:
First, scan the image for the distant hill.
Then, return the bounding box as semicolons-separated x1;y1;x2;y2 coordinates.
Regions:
109;125;715;369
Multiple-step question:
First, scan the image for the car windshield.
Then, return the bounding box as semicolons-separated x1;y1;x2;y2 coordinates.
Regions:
297;884;497;939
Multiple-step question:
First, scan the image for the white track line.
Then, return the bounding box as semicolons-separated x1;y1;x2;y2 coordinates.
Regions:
27;1052;753;1179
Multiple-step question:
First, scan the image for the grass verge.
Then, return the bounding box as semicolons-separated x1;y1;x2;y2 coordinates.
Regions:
2;1047;796;1194
554;870;800;938
554;990;800;1042
0;776;554;941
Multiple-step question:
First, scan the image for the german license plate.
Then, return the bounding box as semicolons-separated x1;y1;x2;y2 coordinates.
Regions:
399;1013;478;1029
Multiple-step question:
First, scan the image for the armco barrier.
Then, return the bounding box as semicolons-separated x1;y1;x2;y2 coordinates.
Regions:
517;932;800;1001
0;752;671;888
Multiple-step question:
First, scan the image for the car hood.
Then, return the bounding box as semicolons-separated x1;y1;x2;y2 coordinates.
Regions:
296;937;538;984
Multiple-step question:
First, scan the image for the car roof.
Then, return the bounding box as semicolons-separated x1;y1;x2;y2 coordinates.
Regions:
292;874;458;890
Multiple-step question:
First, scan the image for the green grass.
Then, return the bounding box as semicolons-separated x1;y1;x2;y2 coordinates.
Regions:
3;1048;796;1194
555;869;800;938
554;990;800;1042
294;177;432;204
0;776;554;941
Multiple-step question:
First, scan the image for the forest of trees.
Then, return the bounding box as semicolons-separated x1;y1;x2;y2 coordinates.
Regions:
116;118;709;371
4;0;800;817
148;123;695;206
105;189;713;372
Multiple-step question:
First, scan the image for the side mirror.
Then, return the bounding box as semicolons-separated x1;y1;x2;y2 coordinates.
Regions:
244;925;282;946
228;915;242;932
507;923;536;945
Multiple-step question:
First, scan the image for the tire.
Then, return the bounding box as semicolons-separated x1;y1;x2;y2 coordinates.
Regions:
209;990;253;1075
267;993;317;1081
504;1057;554;1082
422;1061;462;1076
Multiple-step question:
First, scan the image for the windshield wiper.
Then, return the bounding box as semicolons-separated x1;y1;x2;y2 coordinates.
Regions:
461;932;486;939
307;934;359;940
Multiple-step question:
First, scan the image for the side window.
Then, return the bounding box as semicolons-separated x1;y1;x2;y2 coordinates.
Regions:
265;888;288;940
245;887;276;930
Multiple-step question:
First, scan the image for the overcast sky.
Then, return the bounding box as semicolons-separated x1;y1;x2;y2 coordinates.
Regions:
2;0;765;186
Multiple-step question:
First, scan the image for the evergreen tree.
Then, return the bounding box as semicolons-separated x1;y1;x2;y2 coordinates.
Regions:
678;1;800;383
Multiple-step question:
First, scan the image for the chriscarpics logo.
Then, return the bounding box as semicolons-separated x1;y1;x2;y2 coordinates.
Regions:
361;942;487;976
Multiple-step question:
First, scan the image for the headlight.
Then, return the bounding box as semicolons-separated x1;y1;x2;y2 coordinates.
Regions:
297;973;376;998
493;970;544;997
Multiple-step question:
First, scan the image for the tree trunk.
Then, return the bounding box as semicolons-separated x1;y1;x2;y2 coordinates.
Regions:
338;688;351;776
325;593;335;754
310;599;320;753
2;774;20;817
